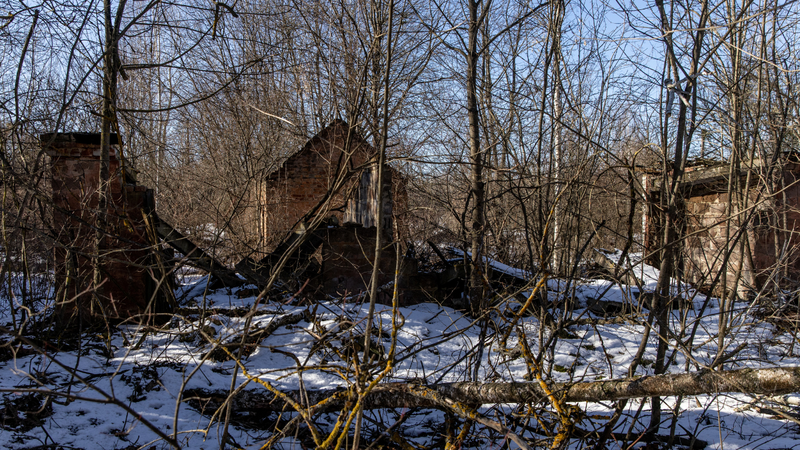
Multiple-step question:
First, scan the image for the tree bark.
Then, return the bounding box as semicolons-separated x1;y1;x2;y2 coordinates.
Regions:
467;0;486;314
185;366;800;413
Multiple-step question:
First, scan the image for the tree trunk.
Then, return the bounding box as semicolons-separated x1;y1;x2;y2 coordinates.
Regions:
93;0;121;319
467;0;485;314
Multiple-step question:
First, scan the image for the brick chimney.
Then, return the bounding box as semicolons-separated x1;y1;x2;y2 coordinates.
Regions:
43;133;172;324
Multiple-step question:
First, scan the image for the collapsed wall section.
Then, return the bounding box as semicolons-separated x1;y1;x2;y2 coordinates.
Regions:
643;160;800;298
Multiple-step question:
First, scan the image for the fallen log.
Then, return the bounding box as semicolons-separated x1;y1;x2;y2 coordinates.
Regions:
570;426;707;450
174;306;283;318
185;366;800;413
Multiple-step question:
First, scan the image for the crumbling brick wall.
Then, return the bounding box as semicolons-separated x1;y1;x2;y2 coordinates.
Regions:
44;132;171;323
752;165;800;290
644;160;800;298
681;190;751;295
258;121;415;304
318;226;395;298
317;225;421;306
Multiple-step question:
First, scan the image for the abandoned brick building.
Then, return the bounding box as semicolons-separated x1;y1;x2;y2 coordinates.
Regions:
258;120;409;300
643;155;800;298
260;120;405;245
46;122;416;321
44;132;172;322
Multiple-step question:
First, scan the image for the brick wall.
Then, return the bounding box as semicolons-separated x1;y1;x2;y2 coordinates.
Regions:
259;122;415;304
44;133;171;323
645;162;800;298
261;121;371;250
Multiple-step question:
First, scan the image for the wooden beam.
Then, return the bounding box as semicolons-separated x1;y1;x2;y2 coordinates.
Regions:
149;212;243;287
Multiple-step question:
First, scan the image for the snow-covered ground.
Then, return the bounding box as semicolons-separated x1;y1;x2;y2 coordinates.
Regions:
1;263;799;449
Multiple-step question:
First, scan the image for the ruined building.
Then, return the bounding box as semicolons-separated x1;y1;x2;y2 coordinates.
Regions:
643;155;800;298
260;120;403;246
256;120;409;301
46;122;416;320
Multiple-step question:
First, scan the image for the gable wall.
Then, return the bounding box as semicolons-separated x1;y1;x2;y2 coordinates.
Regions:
260;122;371;251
